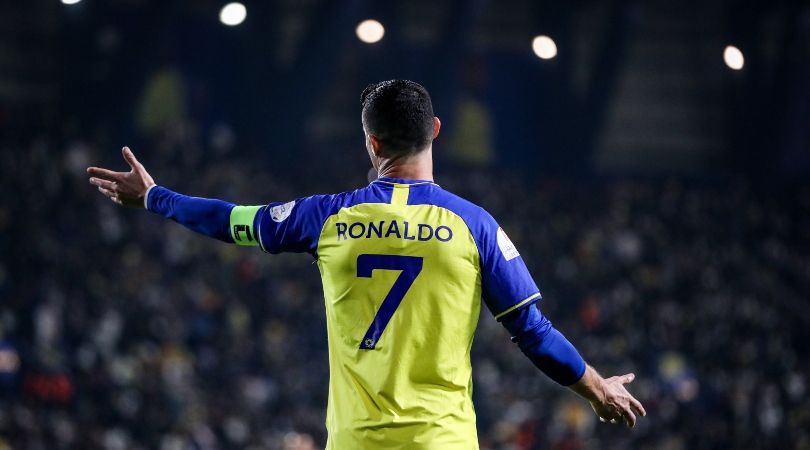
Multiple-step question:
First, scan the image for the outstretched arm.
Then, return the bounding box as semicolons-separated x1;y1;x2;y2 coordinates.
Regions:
89;146;326;253
87;147;242;243
501;304;646;427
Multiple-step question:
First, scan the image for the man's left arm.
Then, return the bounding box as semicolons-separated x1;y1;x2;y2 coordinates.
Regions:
88;146;259;245
88;146;326;253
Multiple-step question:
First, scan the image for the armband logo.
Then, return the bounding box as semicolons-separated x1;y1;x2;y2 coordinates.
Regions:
233;224;254;242
497;227;520;261
269;200;296;222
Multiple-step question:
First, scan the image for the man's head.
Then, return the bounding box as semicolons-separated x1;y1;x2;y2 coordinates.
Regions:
361;80;440;161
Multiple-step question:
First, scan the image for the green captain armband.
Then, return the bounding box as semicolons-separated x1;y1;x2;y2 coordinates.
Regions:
230;205;263;246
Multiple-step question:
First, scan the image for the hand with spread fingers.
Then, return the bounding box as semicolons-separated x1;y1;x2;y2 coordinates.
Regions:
569;365;647;428
87;147;155;208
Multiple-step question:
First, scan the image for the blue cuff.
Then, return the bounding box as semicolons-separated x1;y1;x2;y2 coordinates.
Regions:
501;304;586;386
147;186;235;242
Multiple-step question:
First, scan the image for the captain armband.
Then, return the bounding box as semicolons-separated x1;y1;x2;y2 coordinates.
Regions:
229;205;263;246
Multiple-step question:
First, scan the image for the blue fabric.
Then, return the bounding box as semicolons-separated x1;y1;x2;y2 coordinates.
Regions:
254;179;432;256
255;195;335;255
254;186;389;256
405;181;541;318
271;177;542;316
148;180;541;320
146;179;581;385
146;186;235;242
500;304;586;386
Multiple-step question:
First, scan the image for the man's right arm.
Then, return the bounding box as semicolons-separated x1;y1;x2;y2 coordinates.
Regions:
568;364;646;427
500;304;646;427
472;208;646;428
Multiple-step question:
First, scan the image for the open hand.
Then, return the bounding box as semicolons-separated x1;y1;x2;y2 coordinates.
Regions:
589;373;646;428
570;365;647;428
87;147;155;208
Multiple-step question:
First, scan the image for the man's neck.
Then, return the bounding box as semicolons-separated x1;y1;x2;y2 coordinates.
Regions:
375;147;434;181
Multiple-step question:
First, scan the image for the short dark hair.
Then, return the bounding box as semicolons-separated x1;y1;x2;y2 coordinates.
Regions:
360;80;435;156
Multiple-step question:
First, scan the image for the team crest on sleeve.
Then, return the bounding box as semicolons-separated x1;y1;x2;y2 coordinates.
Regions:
270;201;296;222
497;227;520;261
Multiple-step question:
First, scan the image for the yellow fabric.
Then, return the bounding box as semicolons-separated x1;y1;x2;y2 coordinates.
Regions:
229;205;262;246
493;292;542;320
316;184;482;449
389;184;410;206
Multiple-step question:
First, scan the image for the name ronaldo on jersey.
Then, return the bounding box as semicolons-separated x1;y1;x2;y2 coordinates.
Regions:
335;220;453;242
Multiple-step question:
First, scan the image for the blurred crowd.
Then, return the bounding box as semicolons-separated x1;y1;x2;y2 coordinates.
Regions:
1;125;809;450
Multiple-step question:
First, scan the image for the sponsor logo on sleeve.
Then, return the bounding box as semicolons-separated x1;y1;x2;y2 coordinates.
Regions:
497;227;520;261
269;200;296;222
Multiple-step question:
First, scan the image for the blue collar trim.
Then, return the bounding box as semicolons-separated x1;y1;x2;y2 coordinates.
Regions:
372;177;438;186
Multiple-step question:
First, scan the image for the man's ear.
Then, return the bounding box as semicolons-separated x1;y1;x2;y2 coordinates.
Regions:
369;134;383;157
433;117;441;139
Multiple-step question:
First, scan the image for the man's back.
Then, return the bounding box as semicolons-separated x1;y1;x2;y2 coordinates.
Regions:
254;177;541;449
88;79;645;449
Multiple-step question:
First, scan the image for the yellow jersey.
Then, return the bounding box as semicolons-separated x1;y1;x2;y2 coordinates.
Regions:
230;177;541;449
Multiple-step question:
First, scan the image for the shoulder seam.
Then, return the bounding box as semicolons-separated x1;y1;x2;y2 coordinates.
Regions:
311;187;387;258
310;195;347;259
431;204;486;273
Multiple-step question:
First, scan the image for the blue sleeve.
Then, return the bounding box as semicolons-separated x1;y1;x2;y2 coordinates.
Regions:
501;304;586;386
146;186;235;242
255;194;335;255
473;210;541;320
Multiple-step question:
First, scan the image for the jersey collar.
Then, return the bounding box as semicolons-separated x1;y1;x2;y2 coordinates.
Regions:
372;177;439;186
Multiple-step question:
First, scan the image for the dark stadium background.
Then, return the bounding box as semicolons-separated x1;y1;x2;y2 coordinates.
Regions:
1;0;809;449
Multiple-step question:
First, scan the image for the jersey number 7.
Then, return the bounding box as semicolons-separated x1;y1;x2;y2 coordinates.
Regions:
356;254;424;350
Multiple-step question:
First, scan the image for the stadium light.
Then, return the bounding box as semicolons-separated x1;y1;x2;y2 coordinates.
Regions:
61;0;82;4
356;19;385;44
723;45;744;70
220;2;247;27
532;35;557;60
